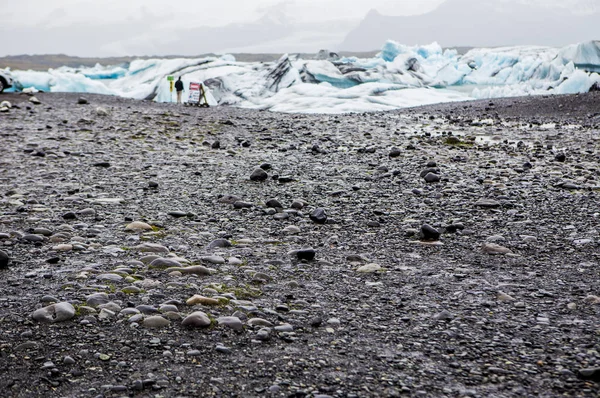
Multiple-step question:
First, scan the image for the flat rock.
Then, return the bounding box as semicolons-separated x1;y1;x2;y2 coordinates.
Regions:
217;316;244;332
475;198;501;208
86;293;110;307
201;255;226;264
125;221;153;231
482;242;512;255
186;295;220;306
149;258;182;269
143;316;171;328
32;302;75;323
133;243;169;253
247;318;274;327
182;311;212;328
170;265;213;276
357;263;383;273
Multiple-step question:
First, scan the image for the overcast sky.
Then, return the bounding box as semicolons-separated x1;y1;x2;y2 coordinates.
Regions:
4;0;445;27
2;0;598;56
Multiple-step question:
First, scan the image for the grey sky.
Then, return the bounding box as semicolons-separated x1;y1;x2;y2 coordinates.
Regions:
4;0;444;28
2;0;598;57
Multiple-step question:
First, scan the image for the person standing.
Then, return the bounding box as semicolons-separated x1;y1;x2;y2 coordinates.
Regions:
175;77;184;104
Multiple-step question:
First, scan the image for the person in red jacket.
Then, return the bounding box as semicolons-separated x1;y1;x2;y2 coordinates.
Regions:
175;77;184;104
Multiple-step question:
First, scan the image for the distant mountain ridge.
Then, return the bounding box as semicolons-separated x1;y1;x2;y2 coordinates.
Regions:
340;0;599;51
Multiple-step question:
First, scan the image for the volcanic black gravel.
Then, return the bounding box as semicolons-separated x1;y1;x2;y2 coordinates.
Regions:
1;91;600;397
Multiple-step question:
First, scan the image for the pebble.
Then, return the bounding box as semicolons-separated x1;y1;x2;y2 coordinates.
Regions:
168;211;187;218
423;172;441;183
310;208;328;224
149;257;182;269
497;291;515;302
125;221;153;231
296;248;316;261
143;316;171;328
201;255;226;264
482;242;512;254
217;316;244;332
186;295;220;306
228;257;243;265
133;243;169;253
266;198;283;208
52;244;73;252
182;311;212;328
207;239;232;249
578;368;600;381
250;168;268;181
32;302;75;323
475;198;501;208
283;225;301;234
0;250;10;268
433;310;453;321
86;293;110;307
177;265;213;276
247;318;274;327
420;224;440;241
63;356;76;364
96;106;109;116
389;147;401;157
274;323;294;332
357;263;383;273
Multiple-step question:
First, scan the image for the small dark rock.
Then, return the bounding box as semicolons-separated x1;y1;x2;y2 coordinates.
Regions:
296;248;316;261
555;153;566;162
77;97;88;105
278;176;295;183
578;367;600;382
207;239;232;250
250;168;268;181
233;201;253;209
310;208;327;224
93;162;111;168
167;211;187;218
266;199;283;208
423;172;441;183
62;212;77;220
420;224;441;241
445;224;465;233
389;147;401;157
0;250;10;269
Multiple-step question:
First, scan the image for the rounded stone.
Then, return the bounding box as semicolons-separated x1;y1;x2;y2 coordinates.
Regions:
250;168;268;181
420;224;441;241
182;311;212;328
143;316;171;328
0;250;10;269
32;302;75;323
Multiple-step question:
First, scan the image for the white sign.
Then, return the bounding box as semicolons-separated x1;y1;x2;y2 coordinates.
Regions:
188;82;201;103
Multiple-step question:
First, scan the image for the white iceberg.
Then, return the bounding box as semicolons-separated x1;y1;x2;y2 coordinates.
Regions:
9;40;600;114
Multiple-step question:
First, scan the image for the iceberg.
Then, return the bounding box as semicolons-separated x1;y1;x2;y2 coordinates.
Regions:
9;40;600;114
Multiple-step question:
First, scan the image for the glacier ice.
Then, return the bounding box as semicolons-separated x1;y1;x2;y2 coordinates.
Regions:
9;40;600;114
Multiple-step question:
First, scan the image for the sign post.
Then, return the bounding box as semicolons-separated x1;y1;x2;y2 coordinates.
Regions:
167;75;174;103
187;81;209;108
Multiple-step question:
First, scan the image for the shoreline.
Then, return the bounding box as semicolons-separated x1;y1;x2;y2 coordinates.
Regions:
2;90;599;123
